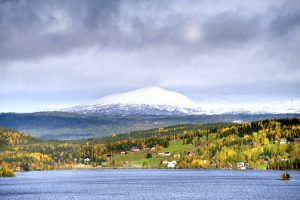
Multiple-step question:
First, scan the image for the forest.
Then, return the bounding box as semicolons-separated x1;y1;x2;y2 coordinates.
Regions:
0;112;298;139
0;117;300;176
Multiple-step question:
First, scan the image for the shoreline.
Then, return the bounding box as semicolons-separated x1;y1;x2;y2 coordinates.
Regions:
13;167;299;172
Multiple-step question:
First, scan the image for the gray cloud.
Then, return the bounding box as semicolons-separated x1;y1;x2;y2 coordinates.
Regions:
270;0;300;36
0;0;123;60
0;0;300;112
203;12;261;45
0;0;271;60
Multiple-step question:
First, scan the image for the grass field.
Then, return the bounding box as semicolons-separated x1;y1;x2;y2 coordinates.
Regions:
110;140;197;168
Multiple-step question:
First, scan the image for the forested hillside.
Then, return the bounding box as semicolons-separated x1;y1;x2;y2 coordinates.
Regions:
0;117;299;176
0;112;298;139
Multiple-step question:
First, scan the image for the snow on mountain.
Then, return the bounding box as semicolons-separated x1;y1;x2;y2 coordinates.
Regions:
63;87;202;115
196;97;300;115
62;87;300;115
93;87;199;108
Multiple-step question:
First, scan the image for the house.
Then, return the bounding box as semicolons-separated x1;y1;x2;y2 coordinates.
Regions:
161;160;168;165
237;162;246;170
106;154;113;160
142;148;149;151
280;138;287;144
294;138;300;143
167;161;177;168
84;156;91;162
158;152;171;156
102;161;107;166
161;160;177;168
164;152;171;156
15;166;20;172
131;148;140;153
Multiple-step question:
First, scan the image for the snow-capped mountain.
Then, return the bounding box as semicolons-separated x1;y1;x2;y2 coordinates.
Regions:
63;87;203;115
62;87;300;115
93;87;199;108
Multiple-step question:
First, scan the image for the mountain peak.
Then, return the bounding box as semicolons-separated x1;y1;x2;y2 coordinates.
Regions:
93;87;199;108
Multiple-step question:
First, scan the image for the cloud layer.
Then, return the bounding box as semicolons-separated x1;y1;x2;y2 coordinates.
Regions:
0;0;299;112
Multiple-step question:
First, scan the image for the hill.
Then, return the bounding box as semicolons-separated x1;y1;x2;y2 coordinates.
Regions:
0;117;299;172
0;128;41;151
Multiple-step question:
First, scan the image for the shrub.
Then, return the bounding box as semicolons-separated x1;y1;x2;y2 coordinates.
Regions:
146;153;152;159
280;172;290;180
0;162;15;177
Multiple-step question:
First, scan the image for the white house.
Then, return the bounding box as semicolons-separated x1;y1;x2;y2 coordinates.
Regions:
84;156;90;162
164;152;171;156
102;161;107;166
162;160;168;165
280;138;287;144
167;161;177;168
158;152;171;156
132;148;140;153
237;162;245;169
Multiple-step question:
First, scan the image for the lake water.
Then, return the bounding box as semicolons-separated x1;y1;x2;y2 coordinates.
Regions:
0;169;299;200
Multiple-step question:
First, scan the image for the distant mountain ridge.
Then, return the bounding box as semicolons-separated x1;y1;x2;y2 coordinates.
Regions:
62;87;300;115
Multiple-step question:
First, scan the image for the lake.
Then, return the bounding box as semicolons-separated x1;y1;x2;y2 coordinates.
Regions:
0;169;299;200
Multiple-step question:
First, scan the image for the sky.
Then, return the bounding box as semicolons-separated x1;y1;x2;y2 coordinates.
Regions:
0;0;300;112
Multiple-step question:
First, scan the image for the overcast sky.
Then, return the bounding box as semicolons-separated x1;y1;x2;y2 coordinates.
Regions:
0;0;300;112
